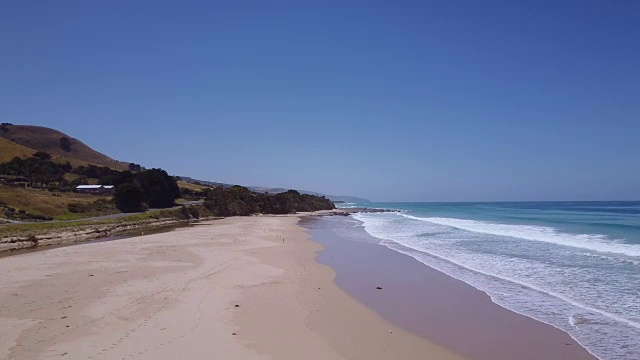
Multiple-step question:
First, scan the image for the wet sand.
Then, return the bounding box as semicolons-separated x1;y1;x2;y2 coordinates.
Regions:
304;216;597;360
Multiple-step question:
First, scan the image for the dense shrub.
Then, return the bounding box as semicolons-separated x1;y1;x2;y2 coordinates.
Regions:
67;202;88;213
114;183;146;213
188;206;200;219
0;155;71;185
66;199;116;215
203;186;334;217
99;170;135;188
135;169;181;208
128;163;142;172
73;164;118;180
29;214;52;221
60;137;72;152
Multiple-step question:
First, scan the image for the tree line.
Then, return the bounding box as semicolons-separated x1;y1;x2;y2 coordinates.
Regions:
0;153;180;212
0;152;335;215
202;186;335;216
0;152;71;185
114;169;180;212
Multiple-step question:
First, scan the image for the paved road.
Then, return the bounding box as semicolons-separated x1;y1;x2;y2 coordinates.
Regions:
0;200;204;226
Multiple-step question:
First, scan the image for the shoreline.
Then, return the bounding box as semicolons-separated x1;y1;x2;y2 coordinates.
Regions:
0;211;601;359
0;214;462;359
304;215;597;360
234;215;462;359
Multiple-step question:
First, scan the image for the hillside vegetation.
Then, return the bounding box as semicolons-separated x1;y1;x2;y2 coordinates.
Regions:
0;185;113;219
203;186;335;216
0;123;129;169
177;180;212;191
0;135;93;169
0;137;36;163
0;148;180;219
0;123;336;224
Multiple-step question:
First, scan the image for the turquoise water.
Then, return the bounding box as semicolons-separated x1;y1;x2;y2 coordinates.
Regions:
342;201;640;360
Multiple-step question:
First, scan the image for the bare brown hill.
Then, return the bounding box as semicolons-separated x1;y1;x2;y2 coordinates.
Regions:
0;124;128;169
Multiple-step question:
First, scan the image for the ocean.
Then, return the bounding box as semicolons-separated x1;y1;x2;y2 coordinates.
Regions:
338;201;640;360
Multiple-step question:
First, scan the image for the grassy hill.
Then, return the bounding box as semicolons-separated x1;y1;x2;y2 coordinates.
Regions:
0;137;36;163
0;185;113;219
0;124;132;221
177;180;212;191
0;130;96;170
0;124;129;169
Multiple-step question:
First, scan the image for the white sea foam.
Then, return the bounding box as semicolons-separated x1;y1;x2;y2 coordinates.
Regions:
576;252;640;266
349;212;640;360
336;202;358;208
400;214;640;257
391;238;640;330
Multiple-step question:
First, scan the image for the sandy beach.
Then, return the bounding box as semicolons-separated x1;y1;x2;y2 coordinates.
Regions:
0;215;461;360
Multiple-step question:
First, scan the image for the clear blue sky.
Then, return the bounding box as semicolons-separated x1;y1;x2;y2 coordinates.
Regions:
1;1;639;201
